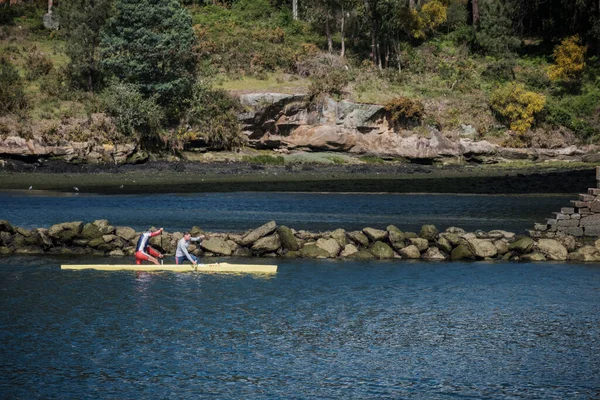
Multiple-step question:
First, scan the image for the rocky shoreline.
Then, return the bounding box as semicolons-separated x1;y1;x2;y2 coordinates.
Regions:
2;218;600;263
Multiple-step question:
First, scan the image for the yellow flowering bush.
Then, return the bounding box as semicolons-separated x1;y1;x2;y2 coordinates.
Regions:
547;35;587;82
490;83;546;134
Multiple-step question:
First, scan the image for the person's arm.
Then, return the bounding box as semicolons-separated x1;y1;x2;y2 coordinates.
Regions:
150;228;164;237
190;234;205;242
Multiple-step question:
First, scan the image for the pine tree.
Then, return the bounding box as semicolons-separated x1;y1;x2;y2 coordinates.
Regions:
100;0;198;119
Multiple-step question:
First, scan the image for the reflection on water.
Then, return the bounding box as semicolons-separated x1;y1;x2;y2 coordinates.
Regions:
0;191;573;233
0;257;599;398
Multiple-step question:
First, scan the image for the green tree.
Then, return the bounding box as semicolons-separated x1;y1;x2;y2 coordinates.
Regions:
59;0;112;93
100;0;198;118
0;57;28;115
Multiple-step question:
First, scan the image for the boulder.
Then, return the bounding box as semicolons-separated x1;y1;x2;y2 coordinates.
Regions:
190;226;205;237
569;246;600;261
0;231;12;246
252;234;282;254
201;237;233;256
558;236;576;251
0;220;15;233
14;246;44;255
277;226;300;251
437;236;453;253
362;227;387;242
11;234;27;247
88;237;105;248
399;245;421;259
316;238;342;258
387;225;405;244
419;224;439;241
93;219;114;235
109;249;125;257
102;234;118;243
521;252;547;261
450;243;475;261
442;232;461;246
494;240;509;255
445;227;466;234
349;249;376;260
35;229;53;248
48;221;83;243
340;244;359;257
536;239;568;261
15;227;31;237
509;237;535;253
488;230;515;240
409;238;429;252
116;226;137;241
299;244;330;258
466;238;497;258
370;241;394;259
0;246;12;254
423;247;447;260
234;247;253;257
72;239;89;247
241;221;277;245
347;231;369;247
330;229;348;247
81;223;103;240
404;232;418;239
390;240;406;251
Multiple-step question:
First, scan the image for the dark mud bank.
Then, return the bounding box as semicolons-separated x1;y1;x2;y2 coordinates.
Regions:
0;160;595;194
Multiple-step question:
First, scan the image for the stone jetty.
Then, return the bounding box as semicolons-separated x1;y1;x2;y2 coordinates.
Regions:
1;218;599;262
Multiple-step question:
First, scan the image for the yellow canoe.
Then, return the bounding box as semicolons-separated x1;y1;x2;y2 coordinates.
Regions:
61;262;277;274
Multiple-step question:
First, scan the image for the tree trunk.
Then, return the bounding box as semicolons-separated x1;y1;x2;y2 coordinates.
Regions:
409;0;415;9
293;0;298;20
472;0;480;28
340;8;346;58
325;12;333;53
363;0;378;67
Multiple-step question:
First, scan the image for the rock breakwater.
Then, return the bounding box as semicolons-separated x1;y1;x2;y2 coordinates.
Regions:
2;219;599;262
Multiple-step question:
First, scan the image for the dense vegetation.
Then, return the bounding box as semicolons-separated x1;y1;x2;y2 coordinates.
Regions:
0;0;599;153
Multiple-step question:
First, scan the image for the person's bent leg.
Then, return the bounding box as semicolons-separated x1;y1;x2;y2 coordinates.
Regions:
135;251;149;265
147;246;162;258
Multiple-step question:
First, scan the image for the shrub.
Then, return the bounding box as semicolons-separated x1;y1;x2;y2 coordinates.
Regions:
308;69;349;101
482;58;515;82
0;57;28;115
547;35;587;83
25;50;53;80
181;85;244;150
39;67;73;99
384;97;425;129
489;83;545;134
100;80;164;138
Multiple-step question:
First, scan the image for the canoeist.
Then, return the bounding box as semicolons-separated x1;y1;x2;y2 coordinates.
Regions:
175;232;206;265
135;228;164;265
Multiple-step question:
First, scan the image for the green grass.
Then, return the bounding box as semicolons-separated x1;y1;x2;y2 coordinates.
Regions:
215;74;310;94
359;155;386;164
242;155;286;165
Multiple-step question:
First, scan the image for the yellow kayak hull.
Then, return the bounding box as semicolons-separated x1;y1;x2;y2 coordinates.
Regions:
61;262;277;273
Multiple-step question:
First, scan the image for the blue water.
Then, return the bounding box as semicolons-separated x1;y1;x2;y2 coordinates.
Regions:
1;257;599;399
0;191;573;234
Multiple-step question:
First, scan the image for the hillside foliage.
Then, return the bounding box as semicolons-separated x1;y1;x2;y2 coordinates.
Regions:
0;0;599;151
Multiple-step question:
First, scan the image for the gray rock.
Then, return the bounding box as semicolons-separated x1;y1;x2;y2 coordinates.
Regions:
423;247;447;260
494;240;509;255
277;226;300;251
409;237;429;252
0;220;15;233
109;249;125;257
201;237;233;256
441;232;461;246
234;247;253;257
241;221;277;245
445;227;466;234
569;246;600;261
0;246;13;254
509;237;535;253
536;239;567;261
81;223;103;240
93;219;114;235
340;244;359;257
362;227;387;242
347;231;369;247
370;241;394;259
436;236;453;253
0;231;12;246
330;228;348;247
48;221;83;243
466;238;497;258
349;249;376;260
43;12;59;30
252;234;282;254
116;226;137;241
387;225;405;244
521;252;547;261
399;245;421;259
316;238;341;258
299;244;330;258
419;224;439;241
450;244;475;261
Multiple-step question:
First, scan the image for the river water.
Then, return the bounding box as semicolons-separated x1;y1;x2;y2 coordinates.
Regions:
1;191;599;398
1;257;599;399
0;191;574;233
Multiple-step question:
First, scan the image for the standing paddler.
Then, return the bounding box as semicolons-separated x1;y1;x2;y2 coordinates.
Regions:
175;232;206;265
